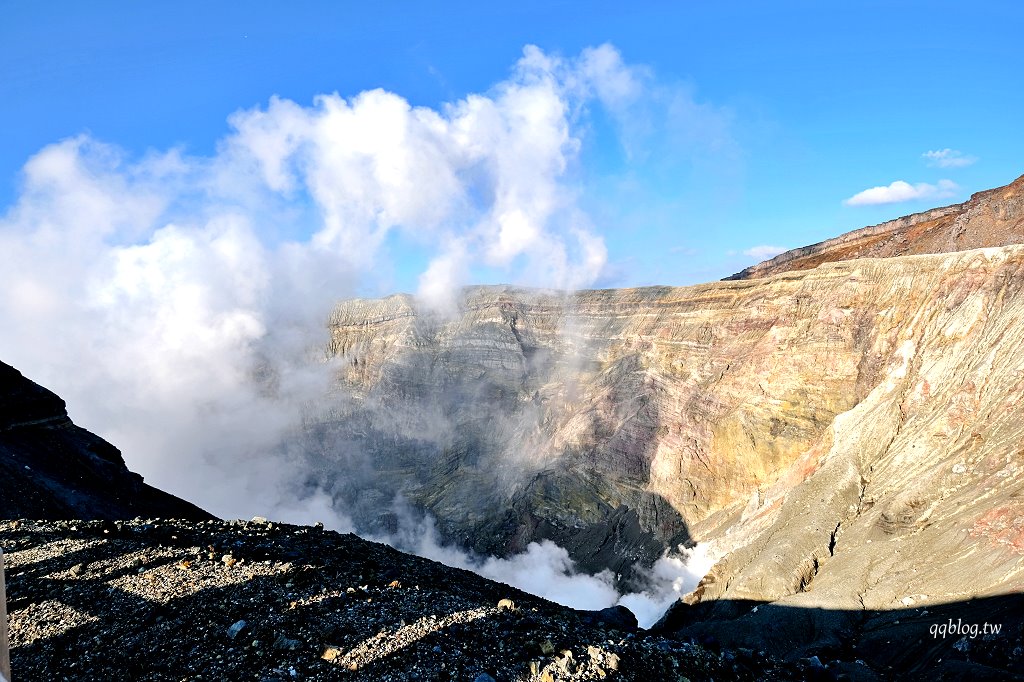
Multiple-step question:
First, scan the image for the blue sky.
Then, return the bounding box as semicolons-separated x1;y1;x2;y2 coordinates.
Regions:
1;1;1023;538
2;1;1023;291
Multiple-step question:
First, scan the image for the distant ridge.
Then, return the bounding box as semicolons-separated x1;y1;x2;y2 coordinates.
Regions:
726;173;1024;280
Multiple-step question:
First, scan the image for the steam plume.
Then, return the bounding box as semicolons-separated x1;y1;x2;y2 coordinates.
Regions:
0;44;719;623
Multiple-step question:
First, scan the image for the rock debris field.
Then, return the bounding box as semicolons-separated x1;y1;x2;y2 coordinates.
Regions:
0;518;800;681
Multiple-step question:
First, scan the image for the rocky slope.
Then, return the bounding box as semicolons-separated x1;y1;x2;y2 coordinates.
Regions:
726;174;1024;280
0;361;211;521
0;518;797;681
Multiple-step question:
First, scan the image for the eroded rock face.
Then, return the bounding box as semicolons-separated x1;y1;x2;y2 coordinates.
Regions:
318;243;1024;610
726;173;1024;280
0;361;212;520
655;245;1024;667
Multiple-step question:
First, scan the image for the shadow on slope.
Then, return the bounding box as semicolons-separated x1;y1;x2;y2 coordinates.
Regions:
655;593;1024;681
0;520;734;681
3;520;1022;681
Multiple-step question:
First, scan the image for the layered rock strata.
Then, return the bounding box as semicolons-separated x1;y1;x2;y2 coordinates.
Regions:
321;244;1024;616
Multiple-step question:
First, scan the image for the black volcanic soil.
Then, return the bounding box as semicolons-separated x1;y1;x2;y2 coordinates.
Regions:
0;518;803;682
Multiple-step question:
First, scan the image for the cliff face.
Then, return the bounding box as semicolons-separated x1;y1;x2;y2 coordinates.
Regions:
308;181;1024;672
6;178;1024;675
322;245;1024;608
726;173;1024;280
0;361;211;520
656;248;1024;670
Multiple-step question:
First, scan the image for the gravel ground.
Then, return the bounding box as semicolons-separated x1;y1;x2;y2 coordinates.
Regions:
0;518;801;681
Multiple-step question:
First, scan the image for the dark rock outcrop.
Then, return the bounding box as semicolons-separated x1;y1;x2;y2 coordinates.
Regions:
0;361;211;520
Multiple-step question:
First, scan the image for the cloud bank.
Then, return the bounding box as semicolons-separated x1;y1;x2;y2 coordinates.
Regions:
0;45;644;512
385;510;715;629
0;44;720;622
843;179;958;206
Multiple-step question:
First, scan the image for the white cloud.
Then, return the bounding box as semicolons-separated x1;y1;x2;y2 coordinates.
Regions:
386;508;714;628
416;239;469;314
220;44;643;306
923;148;976;168
617;544;716;628
742;244;787;261
0;44;665;523
577;43;646;109
843;179;958;206
0;44;723;622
